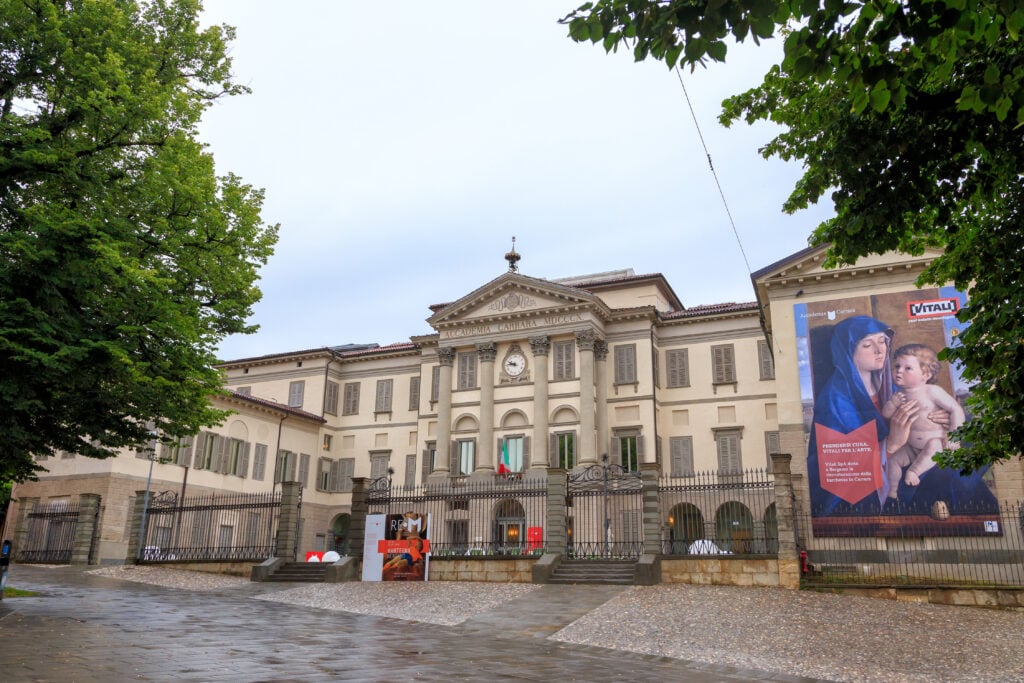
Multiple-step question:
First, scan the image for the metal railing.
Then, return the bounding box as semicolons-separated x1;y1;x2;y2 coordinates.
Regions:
367;475;547;557
20;501;81;563
799;501;1024;587
139;490;280;563
566;463;644;559
659;468;778;556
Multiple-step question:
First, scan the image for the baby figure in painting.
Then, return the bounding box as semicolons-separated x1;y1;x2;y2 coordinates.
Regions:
882;344;966;497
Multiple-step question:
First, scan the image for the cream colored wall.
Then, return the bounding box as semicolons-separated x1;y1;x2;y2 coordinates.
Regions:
591;282;671;311
223;355;331;414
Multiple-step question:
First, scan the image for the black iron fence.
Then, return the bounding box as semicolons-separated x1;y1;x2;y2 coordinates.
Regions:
20;501;81;563
659;468;778;556
139;490;280;562
799;501;1024;587
367;475;547;557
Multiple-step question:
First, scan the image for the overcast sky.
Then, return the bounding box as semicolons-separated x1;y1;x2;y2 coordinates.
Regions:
199;1;835;361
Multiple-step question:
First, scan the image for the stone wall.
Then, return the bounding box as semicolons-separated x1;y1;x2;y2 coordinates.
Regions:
428;557;536;583
812;586;1024;609
661;557;781;587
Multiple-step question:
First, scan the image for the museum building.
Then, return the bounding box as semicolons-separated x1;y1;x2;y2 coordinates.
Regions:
7;245;1022;565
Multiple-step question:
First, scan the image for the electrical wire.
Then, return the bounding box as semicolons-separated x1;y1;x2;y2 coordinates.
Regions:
674;66;752;275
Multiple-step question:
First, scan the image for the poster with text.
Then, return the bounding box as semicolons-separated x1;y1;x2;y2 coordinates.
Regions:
379;511;431;581
795;287;1000;536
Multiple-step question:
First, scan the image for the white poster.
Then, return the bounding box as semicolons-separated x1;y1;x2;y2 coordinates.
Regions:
360;513;386;582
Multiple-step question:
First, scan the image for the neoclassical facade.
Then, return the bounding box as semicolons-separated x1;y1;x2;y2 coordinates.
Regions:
9;246;1022;563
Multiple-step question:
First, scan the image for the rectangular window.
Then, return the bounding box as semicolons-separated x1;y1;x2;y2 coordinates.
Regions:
458;440;475;476
161;435;194;467
765;431;781;469
758;340;775;380
324;380;340;415
275;450;296;484
666;348;690;388
431;366;440;402
370;452;390;481
317;457;331;491
669;436;694;477
422;441;437;483
322;434;332;451
288;380;305;408
716;429;742;474
336;458;355;492
619;434;639;471
342;382;360;416
375;379;393;413
298;453;310;488
614;344;637;384
405;454;416;489
712;344;737;384
252;443;268;481
228;438;247;477
555;432;575;470
553;340;575;380
500;436;524;473
409;377;420;411
457;352;477;390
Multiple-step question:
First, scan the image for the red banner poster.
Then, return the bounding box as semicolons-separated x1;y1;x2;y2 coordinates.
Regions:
815;421;883;504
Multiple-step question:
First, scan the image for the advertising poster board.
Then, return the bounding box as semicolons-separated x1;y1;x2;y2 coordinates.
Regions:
380;512;431;581
361;514;386;582
796;287;999;536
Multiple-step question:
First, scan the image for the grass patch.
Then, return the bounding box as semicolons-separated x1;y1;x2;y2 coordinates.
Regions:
3;587;40;598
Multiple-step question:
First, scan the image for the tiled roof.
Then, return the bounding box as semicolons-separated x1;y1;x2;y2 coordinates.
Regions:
334;342;418;358
223;389;326;423
662;301;759;320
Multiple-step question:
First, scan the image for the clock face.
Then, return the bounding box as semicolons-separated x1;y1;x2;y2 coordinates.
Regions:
504;353;526;377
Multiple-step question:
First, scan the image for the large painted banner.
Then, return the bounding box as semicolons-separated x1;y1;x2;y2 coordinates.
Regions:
795;287;1000;536
380;512;431;581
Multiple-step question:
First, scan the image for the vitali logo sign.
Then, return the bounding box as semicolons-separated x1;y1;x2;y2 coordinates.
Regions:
907;297;960;320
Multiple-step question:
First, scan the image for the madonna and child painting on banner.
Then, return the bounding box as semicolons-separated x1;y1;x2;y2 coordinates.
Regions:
796;287;1000;537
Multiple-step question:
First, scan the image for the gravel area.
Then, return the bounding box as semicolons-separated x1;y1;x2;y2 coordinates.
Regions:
84;566;1024;682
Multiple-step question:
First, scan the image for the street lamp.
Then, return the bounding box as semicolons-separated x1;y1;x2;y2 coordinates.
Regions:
135;432;159;563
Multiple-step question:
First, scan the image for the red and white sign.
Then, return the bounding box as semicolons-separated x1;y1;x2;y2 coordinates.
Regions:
906;297;959;320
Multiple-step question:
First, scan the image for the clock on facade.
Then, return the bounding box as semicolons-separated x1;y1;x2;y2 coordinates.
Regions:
503;352;527;377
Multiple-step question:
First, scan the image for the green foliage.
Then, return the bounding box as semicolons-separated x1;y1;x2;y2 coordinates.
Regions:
0;0;278;482
564;0;1024;471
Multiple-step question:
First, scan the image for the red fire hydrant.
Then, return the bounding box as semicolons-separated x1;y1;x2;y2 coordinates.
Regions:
800;549;809;574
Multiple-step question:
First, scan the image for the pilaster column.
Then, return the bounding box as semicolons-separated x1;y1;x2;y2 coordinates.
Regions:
13;496;39;562
475;342;497;474
594;339;609;464
576;330;598;466
432;347;455;475
71;493;101;565
529;335;550;470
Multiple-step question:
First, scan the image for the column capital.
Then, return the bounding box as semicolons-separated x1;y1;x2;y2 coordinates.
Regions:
476;342;497;362
437;347;456;366
529;335;551;356
575;329;601;352
593;339;608;361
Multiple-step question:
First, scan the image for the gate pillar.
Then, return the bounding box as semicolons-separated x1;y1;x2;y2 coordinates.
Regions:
544;468;568;554
71;494;101;565
347;477;370;560
640;464;662;555
274;482;302;560
771;453;800;589
125;490;148;564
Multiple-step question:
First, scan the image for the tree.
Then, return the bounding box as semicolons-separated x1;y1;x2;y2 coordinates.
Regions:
562;0;1024;472
0;0;278;482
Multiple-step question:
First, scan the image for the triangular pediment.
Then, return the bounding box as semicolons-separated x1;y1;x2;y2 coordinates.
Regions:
752;244;944;286
427;272;608;329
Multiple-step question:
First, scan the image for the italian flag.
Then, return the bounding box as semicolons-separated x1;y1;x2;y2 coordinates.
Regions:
498;440;511;474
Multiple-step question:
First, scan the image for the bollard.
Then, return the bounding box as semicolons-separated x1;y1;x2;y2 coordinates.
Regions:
0;539;11;599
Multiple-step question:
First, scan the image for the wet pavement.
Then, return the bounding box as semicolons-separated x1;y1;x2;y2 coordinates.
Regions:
0;564;816;682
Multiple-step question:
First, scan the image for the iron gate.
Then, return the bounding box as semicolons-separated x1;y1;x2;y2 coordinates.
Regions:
20;501;81;563
567;463;643;559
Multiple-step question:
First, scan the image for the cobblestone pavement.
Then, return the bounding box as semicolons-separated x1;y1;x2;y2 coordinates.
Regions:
3;564;1024;682
0;565;815;683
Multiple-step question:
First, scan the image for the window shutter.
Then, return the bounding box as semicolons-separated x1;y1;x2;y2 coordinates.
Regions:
209;435;224;472
667;349;689;387
325;381;339;415
340;458;354;492
496;437;503;467
554;341;574;380
409;377;420;411
405;454;416;489
758;340;775;380
458;352;476;389
549;433;558;467
636;435;645;462
450;440;458;474
765;431;781;468
717;432;741;474
611;436;621;466
316;459;327;491
192;432;207;468
179;436;194;466
713;345;736;383
375;379;393;412
421;449;431;483
614;345;636;384
522;436;530;470
289;381;305;408
159;442;170;462
431;366;440;402
328;459;340;491
240;442;251;478
299;453;310;488
343;382;360;415
670;437;693;476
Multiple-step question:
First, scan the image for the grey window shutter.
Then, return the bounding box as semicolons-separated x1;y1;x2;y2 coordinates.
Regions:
431;366;440;401
549;433;557;467
299;453;310;488
253;443;267;481
180;435;194;466
405;454;416;489
158;442;170;461
611;436;621;466
496;437;503;467
637;435;645;462
286;451;298;482
409;377;420;411
329;459;341;492
192;432;207;468
713;345;736;383
758;340;775;380
240;442;251;478
421;449;430;483
522;436;530;469
209;435;224;472
450;440;458;474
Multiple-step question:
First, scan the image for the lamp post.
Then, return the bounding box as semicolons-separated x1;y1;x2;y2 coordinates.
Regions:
135;433;159;563
601;452;610;558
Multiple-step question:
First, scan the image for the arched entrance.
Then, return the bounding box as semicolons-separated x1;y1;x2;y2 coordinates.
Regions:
667;503;704;554
493;499;525;555
715;501;754;553
330;513;351;555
